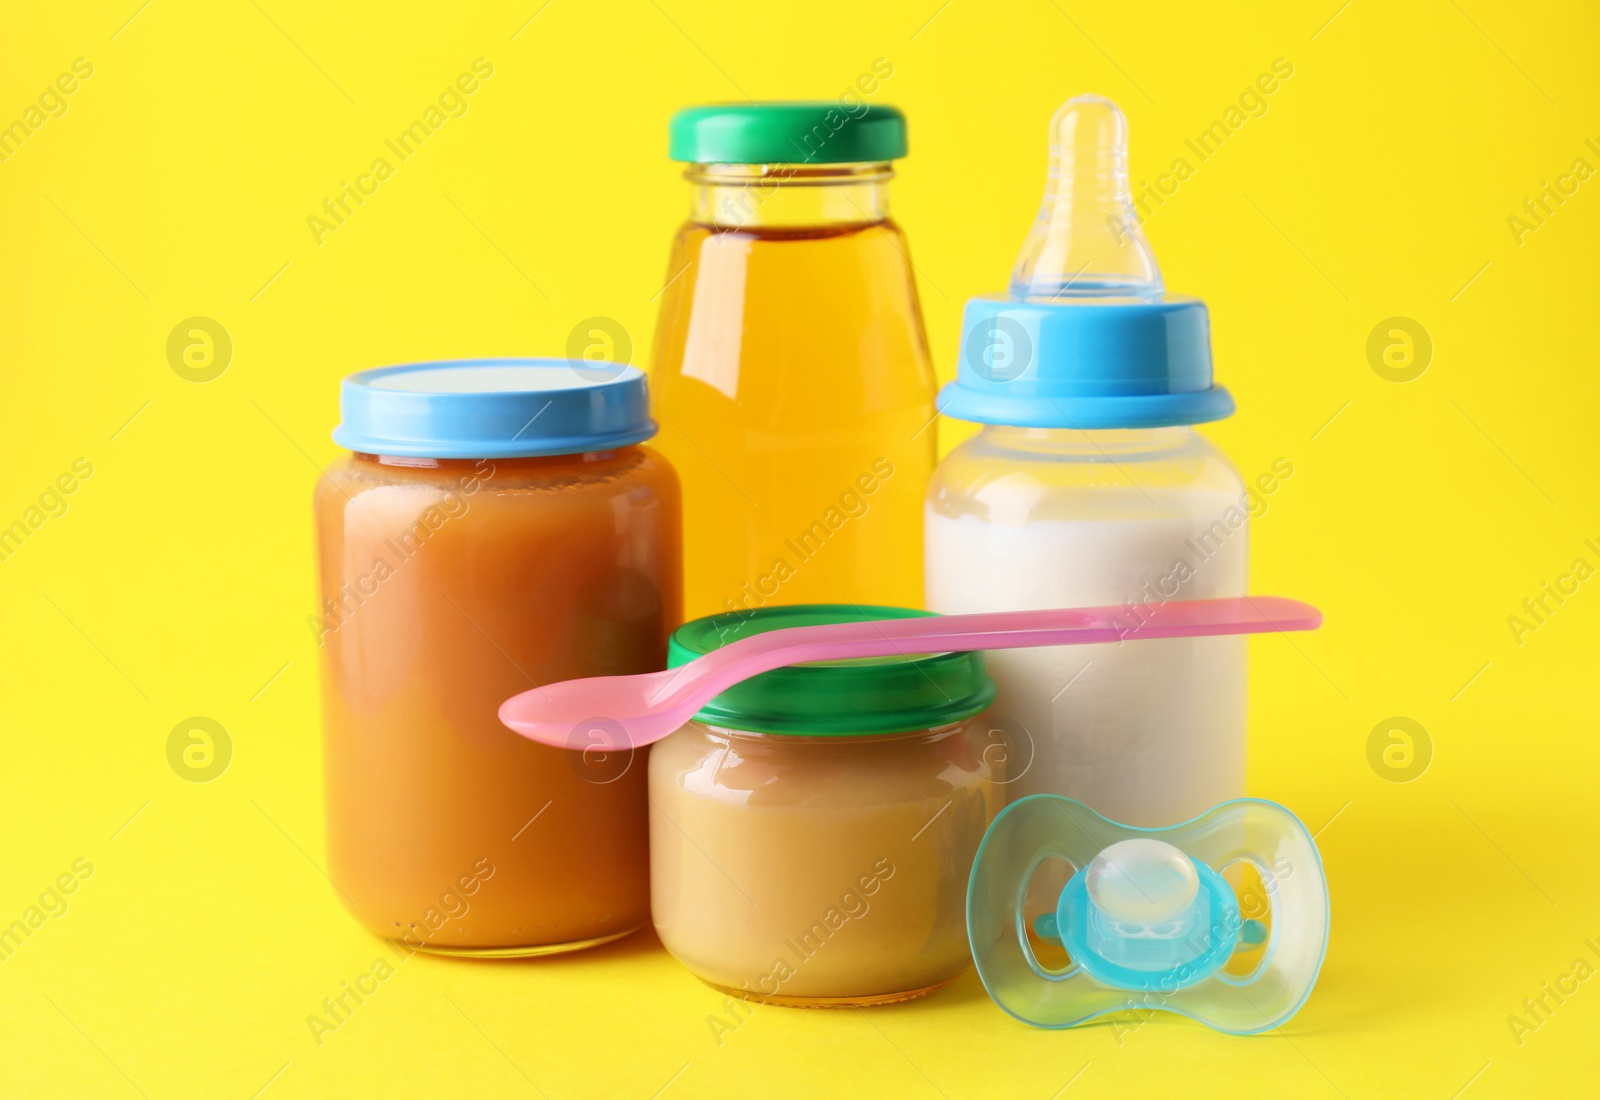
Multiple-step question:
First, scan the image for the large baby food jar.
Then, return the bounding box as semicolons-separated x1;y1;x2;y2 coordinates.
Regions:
315;359;681;955
649;605;1000;1006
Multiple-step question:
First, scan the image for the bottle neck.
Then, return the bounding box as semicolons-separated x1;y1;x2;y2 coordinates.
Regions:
979;424;1197;458
686;162;892;230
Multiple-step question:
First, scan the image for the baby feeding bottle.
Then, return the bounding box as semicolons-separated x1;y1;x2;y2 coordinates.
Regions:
926;96;1247;826
651;101;937;620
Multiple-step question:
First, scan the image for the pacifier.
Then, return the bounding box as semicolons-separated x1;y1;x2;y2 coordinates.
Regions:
967;795;1328;1034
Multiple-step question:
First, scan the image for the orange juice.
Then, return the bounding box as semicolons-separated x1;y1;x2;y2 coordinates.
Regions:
652;104;937;620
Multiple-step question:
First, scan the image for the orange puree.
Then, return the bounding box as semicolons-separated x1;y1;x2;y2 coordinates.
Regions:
313;447;681;954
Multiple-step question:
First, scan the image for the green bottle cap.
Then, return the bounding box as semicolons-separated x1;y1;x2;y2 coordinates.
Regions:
668;102;907;164
666;604;995;736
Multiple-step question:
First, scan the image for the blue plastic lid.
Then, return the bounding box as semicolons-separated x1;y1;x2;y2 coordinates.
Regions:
332;358;656;459
938;296;1234;430
940;95;1233;431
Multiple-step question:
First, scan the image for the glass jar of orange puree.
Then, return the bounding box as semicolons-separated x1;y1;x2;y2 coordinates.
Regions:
650;605;1001;1006
315;359;680;956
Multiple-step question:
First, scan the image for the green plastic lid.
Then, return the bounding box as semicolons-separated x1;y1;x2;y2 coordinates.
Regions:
666;604;995;736
668;102;907;164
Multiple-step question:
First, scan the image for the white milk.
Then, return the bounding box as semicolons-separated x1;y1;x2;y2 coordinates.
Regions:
926;496;1247;826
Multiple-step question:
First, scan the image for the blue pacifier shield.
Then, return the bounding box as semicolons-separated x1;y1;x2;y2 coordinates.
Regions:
967;796;1329;1034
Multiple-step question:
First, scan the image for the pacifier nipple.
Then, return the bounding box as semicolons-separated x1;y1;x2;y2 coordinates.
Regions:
1009;95;1164;301
1085;839;1198;927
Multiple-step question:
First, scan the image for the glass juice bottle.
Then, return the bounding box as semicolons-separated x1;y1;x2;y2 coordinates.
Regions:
650;102;937;620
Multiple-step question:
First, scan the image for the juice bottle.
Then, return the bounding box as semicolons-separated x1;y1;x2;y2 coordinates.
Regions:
650;102;936;620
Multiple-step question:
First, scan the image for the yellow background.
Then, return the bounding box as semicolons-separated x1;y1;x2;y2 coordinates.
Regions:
2;0;1597;1096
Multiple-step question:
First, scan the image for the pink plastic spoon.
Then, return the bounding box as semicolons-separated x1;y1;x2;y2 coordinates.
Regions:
499;596;1320;752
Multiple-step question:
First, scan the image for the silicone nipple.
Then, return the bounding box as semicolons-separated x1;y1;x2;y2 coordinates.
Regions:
1086;839;1198;927
1009;95;1163;301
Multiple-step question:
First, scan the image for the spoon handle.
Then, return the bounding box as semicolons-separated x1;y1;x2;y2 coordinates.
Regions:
664;597;1320;709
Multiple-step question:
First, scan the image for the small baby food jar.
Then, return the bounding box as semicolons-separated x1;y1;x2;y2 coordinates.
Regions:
649;605;1001;1006
315;358;680;956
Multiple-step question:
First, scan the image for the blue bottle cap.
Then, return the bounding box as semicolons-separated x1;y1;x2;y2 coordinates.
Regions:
332;358;657;459
937;296;1234;430
938;95;1233;431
